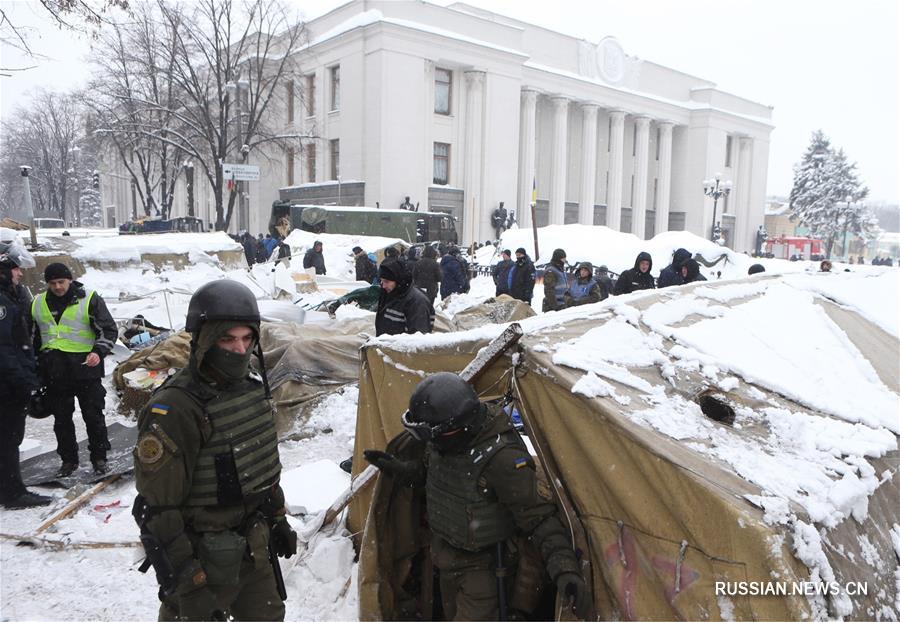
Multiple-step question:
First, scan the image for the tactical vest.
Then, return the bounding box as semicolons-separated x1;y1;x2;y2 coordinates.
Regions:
164;371;281;507
546;265;569;306
568;278;593;301
32;290;96;353
426;423;521;552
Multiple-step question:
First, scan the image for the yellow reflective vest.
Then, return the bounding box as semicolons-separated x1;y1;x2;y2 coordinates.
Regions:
32;290;96;353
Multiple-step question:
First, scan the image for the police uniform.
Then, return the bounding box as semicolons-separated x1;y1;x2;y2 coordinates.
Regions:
31;263;118;475
133;281;295;621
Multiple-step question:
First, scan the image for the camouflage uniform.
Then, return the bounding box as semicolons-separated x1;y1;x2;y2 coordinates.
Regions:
134;320;288;621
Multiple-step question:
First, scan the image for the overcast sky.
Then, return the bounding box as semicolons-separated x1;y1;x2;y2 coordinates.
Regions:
1;0;897;203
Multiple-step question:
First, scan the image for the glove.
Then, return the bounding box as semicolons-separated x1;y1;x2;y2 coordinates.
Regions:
270;516;297;559
556;571;591;620
363;449;423;486
177;586;225;621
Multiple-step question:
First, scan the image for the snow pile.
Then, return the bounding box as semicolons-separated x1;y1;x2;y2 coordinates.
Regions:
69;232;242;263
282;460;350;515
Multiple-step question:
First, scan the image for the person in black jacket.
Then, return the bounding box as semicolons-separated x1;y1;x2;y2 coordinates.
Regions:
508;247;536;304
30;263;119;477
0;242;52;508
353;246;378;283
492;249;513;296
375;259;434;336
614;251;655;295
439;246;468;299
596;265;614;298
412;245;442;305
657;248;691;288
303;240;327;274
680;258;707;284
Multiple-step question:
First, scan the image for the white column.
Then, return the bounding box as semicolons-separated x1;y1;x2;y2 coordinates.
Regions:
607;110;625;230
579;104;599;225
463;70;485;244
549;96;569;225
423;61;435;206
632;116;651;239
735;136;753;251
518;89;538;227
655;122;674;235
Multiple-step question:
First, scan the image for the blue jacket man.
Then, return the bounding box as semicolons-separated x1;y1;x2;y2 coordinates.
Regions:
439;247;468;299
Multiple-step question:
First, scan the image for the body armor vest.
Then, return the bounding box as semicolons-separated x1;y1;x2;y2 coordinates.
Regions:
164;370;281;507
426;414;521;552
568;278;593;300
546;265;569;306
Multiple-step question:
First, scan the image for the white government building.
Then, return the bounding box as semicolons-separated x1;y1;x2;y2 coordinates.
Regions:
109;0;774;252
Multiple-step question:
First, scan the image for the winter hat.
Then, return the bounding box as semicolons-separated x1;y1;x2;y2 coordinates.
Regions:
378;258;407;283
352;246;364;254
501;249;511;258
598;265;609;273
515;247;527;256
448;246;460;256
551;248;567;263
44;262;73;282
385;246;400;258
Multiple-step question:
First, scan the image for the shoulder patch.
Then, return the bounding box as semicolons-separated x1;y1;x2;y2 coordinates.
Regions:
150;403;170;416
137;435;164;464
514;456;530;469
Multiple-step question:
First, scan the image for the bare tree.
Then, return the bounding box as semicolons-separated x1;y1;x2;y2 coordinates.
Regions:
88;1;185;219
0;90;83;223
150;0;307;230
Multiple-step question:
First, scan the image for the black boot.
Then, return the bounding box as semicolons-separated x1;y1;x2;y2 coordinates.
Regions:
92;459;109;475
56;462;78;478
2;490;52;509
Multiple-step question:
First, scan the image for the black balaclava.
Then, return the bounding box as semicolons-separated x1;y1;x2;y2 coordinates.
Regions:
192;319;259;385
430;404;488;454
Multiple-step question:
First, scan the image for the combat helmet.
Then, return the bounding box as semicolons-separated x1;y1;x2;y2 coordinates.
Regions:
185;280;260;333
402;372;481;442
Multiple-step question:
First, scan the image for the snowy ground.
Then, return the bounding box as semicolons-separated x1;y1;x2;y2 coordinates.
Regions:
1;224;897;620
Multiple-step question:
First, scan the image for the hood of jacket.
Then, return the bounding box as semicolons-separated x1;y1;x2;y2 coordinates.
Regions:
670;248;691;269
633;252;653;272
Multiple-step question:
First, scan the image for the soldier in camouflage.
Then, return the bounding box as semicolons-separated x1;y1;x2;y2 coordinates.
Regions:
133;280;296;621
364;372;590;621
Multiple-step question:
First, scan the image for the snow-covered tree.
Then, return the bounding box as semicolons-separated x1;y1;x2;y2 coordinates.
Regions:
789;130;871;258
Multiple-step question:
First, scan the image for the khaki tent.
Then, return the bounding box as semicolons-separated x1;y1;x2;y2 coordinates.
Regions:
349;274;899;620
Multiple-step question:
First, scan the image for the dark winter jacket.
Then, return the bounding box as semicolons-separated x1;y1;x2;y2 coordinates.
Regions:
376;261;434;336
242;236;258;266
542;254;570;312
413;255;442;303
507;255;536;304
657;248;692;288
0;278;39;399
261;237;279;258
303;247;326;275
493;259;513;296
440;254;468;299
355;252;378;284
681;258;707;284
614;252;655;295
30;281;118;382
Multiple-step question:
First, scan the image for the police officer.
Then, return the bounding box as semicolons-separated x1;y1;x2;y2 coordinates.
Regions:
31;262;118;476
132;280;296;621
542;248;569;312
0;241;52;508
364;373;590;621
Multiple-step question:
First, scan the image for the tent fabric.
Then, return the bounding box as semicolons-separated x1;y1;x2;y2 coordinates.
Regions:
449;294;536;331
349;277;899;620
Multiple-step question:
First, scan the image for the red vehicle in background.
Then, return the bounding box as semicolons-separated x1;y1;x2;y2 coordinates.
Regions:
765;236;825;261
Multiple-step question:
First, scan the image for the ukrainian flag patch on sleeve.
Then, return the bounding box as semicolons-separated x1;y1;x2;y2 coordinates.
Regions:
150;403;170;416
514;456;529;469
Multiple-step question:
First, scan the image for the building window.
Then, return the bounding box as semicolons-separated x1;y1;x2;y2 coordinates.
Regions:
305;143;316;183
305;74;315;117
286;80;294;123
655;127;660;161
435;68;452;115
286;147;295;185
433;142;450;184
725;135;733;167
329;66;340;111
330;139;340;180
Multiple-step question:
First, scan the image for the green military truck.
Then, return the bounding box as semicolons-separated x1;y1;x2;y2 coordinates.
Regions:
268;202;458;245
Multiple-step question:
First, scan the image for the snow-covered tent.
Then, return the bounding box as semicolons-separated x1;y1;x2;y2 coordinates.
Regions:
349;271;899;620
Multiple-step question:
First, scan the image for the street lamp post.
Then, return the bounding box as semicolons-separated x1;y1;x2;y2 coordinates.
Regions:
702;173;732;244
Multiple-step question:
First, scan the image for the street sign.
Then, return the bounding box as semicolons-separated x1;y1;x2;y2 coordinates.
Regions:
222;163;260;181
